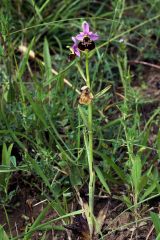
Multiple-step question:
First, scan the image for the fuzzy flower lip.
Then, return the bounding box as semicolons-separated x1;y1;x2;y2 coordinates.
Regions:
76;21;99;41
71;37;80;57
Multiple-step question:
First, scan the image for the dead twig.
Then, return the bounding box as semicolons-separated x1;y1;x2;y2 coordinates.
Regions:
129;60;160;70
146;224;154;240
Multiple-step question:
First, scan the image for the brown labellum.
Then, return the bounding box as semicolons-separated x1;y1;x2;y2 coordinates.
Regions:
78;36;95;51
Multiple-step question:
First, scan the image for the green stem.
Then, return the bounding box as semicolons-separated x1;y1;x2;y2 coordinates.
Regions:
3;205;13;238
85;52;94;236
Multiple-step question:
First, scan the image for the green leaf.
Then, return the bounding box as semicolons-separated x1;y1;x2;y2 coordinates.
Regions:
95;85;112;98
150;212;160;237
131;155;142;195
157;233;160;240
76;62;86;82
30;158;53;194
70;166;82;186
0;225;9;240
157;130;160;159
95;166;111;194
24;204;50;240
138;175;148;193
29;0;42;20
43;38;52;83
17;38;35;80
78;105;88;128
94;151;126;182
0;143;13;190
10;156;17;167
140;182;157;201
44;60;76;87
2;143;8;166
30;209;84;231
122;195;132;208
29;157;66;217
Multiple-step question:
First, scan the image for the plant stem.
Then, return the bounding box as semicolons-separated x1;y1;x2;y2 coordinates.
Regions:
85;52;94;236
3;205;13;238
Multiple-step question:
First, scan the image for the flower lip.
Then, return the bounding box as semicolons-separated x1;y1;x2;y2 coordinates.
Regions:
78;36;95;51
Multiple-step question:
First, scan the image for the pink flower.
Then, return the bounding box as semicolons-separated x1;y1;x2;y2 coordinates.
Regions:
76;21;99;41
71;37;80;57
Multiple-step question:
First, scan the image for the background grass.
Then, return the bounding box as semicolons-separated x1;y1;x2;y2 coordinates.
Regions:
0;0;160;239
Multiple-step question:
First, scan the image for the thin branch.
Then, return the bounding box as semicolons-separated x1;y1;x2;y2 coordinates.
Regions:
129;60;160;70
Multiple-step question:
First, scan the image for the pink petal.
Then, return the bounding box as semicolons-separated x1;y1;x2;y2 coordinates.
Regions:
75;48;80;57
82;21;89;34
72;44;80;57
72;36;77;44
75;32;85;41
88;33;99;41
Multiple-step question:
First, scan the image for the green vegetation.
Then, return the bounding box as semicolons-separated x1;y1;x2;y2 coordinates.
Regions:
0;0;160;239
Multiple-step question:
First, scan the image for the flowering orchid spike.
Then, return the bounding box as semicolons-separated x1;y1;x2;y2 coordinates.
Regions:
76;21;99;42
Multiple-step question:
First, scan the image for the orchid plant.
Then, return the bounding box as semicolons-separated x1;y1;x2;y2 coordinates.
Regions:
69;21;99;238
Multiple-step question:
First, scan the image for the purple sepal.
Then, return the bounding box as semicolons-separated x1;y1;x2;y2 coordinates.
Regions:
75;21;99;41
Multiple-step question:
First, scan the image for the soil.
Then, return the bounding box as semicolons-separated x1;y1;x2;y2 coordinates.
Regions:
0;185;158;239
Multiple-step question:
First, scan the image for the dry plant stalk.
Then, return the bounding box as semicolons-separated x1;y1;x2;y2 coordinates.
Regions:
18;45;80;94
